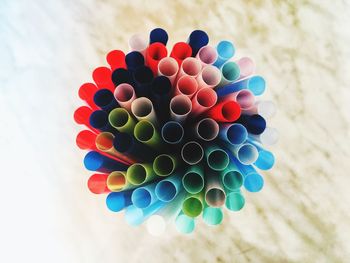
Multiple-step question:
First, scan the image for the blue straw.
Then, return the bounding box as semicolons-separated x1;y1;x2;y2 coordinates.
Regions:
112;68;135;86
187;30;209;56
216;75;266;97
89;110;117;133
83;151;129;173
155;174;182;202
161;121;184;144
125;201;165;226
219;123;248;145
237;114;266;135
106;191;132;212
254;150;275;170
93;89;119;112
231;158;264;192
131;183;157;209
149;28;168;45
125;51;145;72
132;66;154;97
214;40;235;68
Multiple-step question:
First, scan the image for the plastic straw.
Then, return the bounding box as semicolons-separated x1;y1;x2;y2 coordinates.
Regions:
196;65;221;89
114;83;136;112
126;163;156;186
177;57;202;81
153;154;176;176
243;100;276;118
236;57;255;79
78;83;98;110
181;141;204;165
128;33;148;56
161;121;184;144
132;66;154;97
220;164;243;191
111;68;135;87
191;88;217;116
216;75;266;97
175;75;198;98
106;191;132;212
108;108;136;134
187;30;209;56
89;110;116;133
132;183;157;208
205;172;226;207
219;123;248;145
93;89;119;112
237;114;266;135
150;76;172;124
229;143;259;165
253;127;279;146
254;150;275;170
182;166;204;194
225;190;245;211
214;40;235;68
206;100;240;123
134;120;162;149
145;42;167;76
170;42;192;66
205;146;229;171
74;106;99;132
175;212;195;234
76;130;97;150
221;89;255;110
125;201;165;226
107;171;133;192
169;95;192;123
232;158;264;192
155;174;182;202
182;192;204;218
92;66;114;91
202;207;223;226
193;118;219;142
196;45;218;66
106;50;127;70
87;173;110;194
149;28;168;45
131;97;157;125
158;57;179;86
125;51;145;71
84;151;128;173
219;61;240;86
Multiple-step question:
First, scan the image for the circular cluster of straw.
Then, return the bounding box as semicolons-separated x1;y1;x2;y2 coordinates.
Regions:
74;28;277;235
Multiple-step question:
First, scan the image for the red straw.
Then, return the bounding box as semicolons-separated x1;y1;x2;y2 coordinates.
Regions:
145;43;167;75
78;83;99;110
170;42;192;66
87;174;111;194
92;67;115;91
206;100;241;122
106;50;127;70
73;106;99;132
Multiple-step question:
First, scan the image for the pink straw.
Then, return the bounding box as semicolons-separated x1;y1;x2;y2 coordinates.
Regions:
128;33;148;56
237;57;255;79
158;57;179;87
175;75;198;98
114;83;136;112
196;46;218;66
170;95;192;123
196;65;221;89
221;89;255;110
176;57;202;83
191;88;218;116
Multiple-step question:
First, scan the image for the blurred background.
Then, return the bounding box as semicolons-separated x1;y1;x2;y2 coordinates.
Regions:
1;0;350;262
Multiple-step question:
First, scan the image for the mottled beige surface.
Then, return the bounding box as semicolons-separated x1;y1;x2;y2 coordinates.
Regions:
1;0;350;262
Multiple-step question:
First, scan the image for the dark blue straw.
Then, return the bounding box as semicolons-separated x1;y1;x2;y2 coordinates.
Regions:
132;66;154;97
112;68;135;86
93;89;119;112
150;28;168;45
89;110;117;133
125;51;145;72
161;121;184;145
188;30;209;56
84;151;129;173
150;76;172;123
237;114;266;135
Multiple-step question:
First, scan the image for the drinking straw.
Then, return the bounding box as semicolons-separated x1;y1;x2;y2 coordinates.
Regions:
175;75;198;98
107;171;132;192
131;97;158;125
108;108;136;134
254;150;275;170
225;190;245;211
149;28;168;45
93;89;119;112
216;75;266;97
243;100;276;118
196;65;221;89
74;106;99;133
149;76;172;124
145;42;167;76
158;57;179;86
170;42;192;66
92;66;115;91
161;121;184;144
132;183;157;208
132;66;154;97
106;49;127;70
87;173;110;194
153;154;176;176
232;158;264;192
228;143;259;165
76;130;98;150
128;33;148;56
89;110;117;133
125;51;145;72
205;172;226;207
106;191;132;212
237;114;266;135
169;95;192;123
113;83;136;112
191;88;217;116
175;212;195;234
220;164;243;191
206;100;240;123
219;61;240;86
194;118;219;141
196;45;218;66
236;57;255;79
182;166;205;194
155;174;182;202
181;141;204;165
219;123;248;145
84;151;129;173
202;207;223;226
125;201;165;226
187;30;209;56
95;132;135;164
205;146;230;171
126;163;156;186
176;57;202;81
134;120;162;149
182;192;204;217
252;127;279;146
214;40;235;68
113;132;156;162
111;68;135;86
221;89;255;110
78;83;98;110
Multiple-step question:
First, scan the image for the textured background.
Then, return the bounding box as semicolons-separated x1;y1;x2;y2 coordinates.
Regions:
1;0;350;262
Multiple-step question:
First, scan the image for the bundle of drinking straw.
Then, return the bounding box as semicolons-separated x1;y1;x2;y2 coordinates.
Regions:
74;28;277;235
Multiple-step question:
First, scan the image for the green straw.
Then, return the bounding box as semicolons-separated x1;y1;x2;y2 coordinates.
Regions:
202;206;223;226
205;146;229;171
182;192;204;218
109;108;136;134
175;212;195;234
153;154;176;177
134;120;162;149
225;190;245;211
182;166;204;194
221;164;243;191
126;163;156;186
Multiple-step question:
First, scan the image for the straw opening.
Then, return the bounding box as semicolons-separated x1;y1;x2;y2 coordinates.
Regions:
107;171;126;191
127;164;147;185
181;142;203;165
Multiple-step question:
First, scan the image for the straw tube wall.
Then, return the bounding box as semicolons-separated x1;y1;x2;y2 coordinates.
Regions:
131;97;158;125
158;57;179;86
114;83;136;112
169;95;192;123
191;88;217;116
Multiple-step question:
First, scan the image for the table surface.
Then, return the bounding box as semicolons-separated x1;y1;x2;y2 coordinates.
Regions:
1;0;350;262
